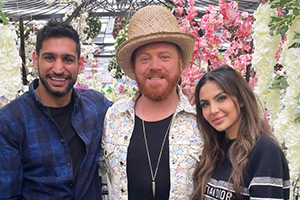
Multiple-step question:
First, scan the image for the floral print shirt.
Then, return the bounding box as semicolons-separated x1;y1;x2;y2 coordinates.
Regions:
99;90;203;200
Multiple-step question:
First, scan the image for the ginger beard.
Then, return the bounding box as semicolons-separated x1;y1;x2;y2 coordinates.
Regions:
135;67;181;101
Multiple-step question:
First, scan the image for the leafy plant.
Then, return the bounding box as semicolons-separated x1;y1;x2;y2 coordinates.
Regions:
0;2;9;25
265;0;300;48
84;17;102;39
108;57;125;79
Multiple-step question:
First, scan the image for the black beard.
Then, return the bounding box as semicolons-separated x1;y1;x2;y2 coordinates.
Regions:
39;72;75;97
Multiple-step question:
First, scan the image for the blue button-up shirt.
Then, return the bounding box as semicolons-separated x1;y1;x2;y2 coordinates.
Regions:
0;79;112;200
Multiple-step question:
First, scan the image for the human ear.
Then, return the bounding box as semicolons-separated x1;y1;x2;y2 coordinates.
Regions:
32;51;38;70
78;57;84;74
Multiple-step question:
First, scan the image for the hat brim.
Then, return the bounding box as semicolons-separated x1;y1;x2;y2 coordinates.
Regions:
116;32;195;80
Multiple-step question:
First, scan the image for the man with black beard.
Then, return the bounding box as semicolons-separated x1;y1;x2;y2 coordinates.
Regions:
100;6;203;200
0;21;111;199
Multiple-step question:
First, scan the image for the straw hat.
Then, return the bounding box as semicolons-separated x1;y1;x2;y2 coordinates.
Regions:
116;5;195;80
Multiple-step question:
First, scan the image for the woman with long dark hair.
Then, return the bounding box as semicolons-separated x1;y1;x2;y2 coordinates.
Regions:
192;65;290;199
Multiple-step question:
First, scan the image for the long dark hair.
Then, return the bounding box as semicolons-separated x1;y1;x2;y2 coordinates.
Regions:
191;65;274;199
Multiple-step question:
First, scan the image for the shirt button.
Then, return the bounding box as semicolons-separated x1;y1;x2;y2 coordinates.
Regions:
61;139;64;142
70;183;73;187
124;136;128;140
121;188;125;193
120;161;124;166
67;162;71;166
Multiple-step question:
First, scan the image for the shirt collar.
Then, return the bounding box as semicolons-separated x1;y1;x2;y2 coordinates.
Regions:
117;86;196;115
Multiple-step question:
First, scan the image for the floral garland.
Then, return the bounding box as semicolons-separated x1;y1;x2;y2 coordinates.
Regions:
0;4;23;106
253;1;300;196
112;16;128;39
108;25;128;79
273;17;300;183
252;3;281;125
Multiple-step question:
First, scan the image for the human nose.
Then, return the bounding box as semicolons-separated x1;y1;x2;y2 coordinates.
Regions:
52;59;64;74
149;57;161;70
210;102;219;115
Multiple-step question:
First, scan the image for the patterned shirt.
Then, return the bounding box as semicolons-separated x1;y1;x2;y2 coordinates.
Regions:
100;90;204;200
0;79;112;200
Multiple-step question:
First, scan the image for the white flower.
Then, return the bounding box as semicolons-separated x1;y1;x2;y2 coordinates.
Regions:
0;24;22;101
252;3;281;101
253;3;300;187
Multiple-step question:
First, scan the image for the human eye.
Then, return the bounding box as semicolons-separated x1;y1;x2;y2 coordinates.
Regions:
160;54;170;61
64;56;75;64
200;101;208;108
43;55;54;61
217;95;227;102
139;56;150;64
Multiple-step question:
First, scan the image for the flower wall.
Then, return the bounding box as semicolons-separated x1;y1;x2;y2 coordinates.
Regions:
252;0;300;196
174;0;255;88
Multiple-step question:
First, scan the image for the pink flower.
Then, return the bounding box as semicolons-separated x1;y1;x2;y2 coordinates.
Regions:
187;8;198;21
278;9;283;17
76;82;89;89
174;7;184;16
174;0;253;86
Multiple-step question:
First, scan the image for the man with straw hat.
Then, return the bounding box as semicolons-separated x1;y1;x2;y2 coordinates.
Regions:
100;5;203;199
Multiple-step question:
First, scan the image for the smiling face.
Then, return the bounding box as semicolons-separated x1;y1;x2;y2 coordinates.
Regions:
199;81;241;139
134;42;182;101
33;37;83;99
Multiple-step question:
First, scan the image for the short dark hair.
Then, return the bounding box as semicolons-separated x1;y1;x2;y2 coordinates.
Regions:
36;20;81;57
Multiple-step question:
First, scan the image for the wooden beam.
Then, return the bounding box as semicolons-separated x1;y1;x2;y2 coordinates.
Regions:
19;18;28;85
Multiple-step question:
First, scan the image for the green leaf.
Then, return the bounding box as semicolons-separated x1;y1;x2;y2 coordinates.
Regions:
270;16;282;22
107;88;112;93
0;2;6;9
276;25;284;35
294;116;300;123
289;42;300;48
281;77;288;89
279;0;286;6
270;85;281;90
270;4;278;9
0;12;9;25
282;25;289;36
293;32;300;39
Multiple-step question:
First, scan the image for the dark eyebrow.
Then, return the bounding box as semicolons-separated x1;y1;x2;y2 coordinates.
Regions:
199;99;208;104
41;52;54;57
214;92;226;99
199;92;226;102
41;52;76;60
63;54;76;60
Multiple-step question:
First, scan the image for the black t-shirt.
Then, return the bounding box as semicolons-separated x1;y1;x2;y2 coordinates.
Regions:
204;135;290;199
127;115;172;200
49;98;86;183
